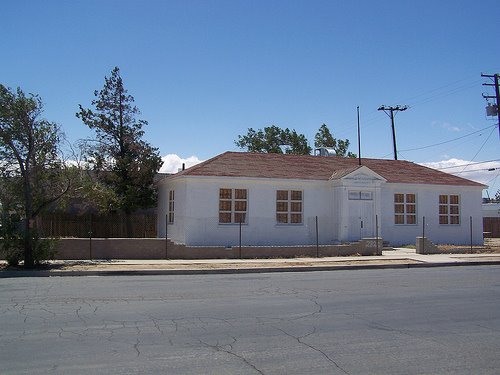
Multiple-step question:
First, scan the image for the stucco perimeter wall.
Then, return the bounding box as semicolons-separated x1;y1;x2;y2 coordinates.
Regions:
50;238;382;260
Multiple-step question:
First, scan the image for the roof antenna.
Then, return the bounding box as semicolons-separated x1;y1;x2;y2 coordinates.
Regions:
357;106;362;166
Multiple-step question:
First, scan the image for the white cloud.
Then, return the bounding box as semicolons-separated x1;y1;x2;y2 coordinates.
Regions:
431;121;461;132
160;154;204;173
419;158;500;190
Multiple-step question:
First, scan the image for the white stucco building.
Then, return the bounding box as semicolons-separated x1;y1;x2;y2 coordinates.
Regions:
157;152;485;247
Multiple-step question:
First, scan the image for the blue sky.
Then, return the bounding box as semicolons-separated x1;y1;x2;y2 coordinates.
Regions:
2;0;499;195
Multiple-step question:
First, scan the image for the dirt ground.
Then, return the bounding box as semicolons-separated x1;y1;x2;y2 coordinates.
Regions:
438;238;500;253
51;258;421;272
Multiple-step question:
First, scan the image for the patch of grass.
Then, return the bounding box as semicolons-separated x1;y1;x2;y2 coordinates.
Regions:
399;244;416;249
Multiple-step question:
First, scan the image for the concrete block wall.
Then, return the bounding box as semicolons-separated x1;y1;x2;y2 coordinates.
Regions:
416;237;439;254
51;237;382;260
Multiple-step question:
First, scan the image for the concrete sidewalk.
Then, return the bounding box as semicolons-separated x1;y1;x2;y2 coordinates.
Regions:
2;248;500;277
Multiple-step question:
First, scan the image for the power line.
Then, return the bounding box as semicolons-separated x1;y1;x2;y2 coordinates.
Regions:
399;124;497;152
448;167;500;174
324;77;481;140
434;159;500;170
459;126;496;173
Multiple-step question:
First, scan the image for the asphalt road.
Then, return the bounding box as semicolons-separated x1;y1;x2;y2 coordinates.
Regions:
1;267;500;374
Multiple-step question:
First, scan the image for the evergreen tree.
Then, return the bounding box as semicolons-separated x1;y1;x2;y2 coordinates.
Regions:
314;123;356;157
77;67;162;235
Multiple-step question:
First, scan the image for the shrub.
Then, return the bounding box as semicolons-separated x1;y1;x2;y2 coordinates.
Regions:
0;213;57;267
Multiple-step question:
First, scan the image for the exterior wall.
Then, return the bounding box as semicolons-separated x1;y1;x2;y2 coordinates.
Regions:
380;184;484;246
159;176;336;246
157;179;187;244
157;174;485;247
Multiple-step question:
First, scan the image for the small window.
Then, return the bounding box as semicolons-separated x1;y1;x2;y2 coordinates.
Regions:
348;191;373;200
394;193;417;225
439;194;460;225
219;188;247;224
168;190;175;224
276;190;303;224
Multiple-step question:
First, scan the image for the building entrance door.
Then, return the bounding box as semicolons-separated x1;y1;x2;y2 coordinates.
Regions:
347;200;375;241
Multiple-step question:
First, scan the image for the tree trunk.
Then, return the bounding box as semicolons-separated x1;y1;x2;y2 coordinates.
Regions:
23;219;34;268
23;170;35;269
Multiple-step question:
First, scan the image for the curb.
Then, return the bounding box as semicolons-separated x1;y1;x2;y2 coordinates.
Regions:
1;260;500;278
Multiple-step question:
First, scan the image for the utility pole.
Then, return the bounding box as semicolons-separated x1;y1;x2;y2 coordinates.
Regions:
357;106;361;166
378;105;408;160
481;73;500;140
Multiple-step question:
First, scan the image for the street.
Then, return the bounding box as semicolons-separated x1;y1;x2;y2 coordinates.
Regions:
1;266;500;374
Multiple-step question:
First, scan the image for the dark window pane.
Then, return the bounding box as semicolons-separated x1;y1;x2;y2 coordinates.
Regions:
439;206;448;215
220;189;232;199
277;190;288;200
235;189;247;199
219;213;231;223
407;215;416;224
276;202;288;212
219;200;232;211
235;201;247;212
277;213;288;223
234;213;246;223
406;194;416;203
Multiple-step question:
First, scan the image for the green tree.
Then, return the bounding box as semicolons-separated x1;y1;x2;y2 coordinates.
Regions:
235;125;311;155
284;128;312;155
314;123;356;158
0;85;70;268
76;67;162;235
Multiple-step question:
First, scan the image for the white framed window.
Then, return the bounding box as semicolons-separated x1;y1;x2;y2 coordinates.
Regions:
394;193;417;225
439;194;460;225
276;190;303;224
168;190;175;224
348;191;373;200
219;188;247;224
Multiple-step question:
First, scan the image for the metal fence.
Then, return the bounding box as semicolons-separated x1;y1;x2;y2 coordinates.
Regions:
36;213;157;238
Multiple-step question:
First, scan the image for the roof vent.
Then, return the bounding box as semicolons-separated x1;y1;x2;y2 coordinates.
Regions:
315;147;337;157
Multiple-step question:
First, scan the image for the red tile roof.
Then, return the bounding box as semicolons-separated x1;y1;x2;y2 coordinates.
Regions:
171;152;485;187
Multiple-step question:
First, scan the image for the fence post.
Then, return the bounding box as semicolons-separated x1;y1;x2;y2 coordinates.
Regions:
315;216;319;258
470;216;473;252
239;219;242;259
